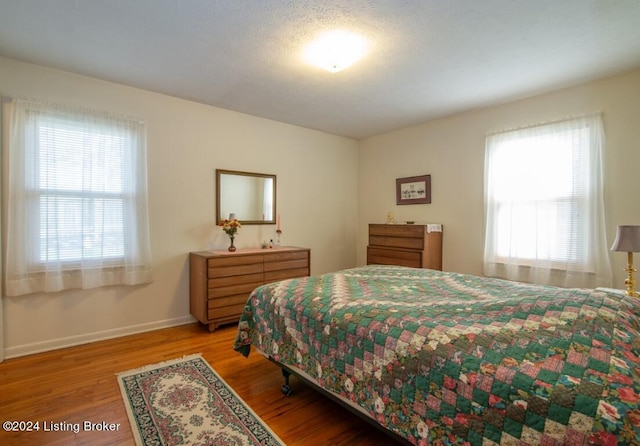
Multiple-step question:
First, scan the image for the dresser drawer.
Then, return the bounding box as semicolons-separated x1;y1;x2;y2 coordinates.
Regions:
208;292;251;310
208;262;263;278
208;281;263;299
208;301;247;320
264;250;309;275
208;272;263;289
264;250;309;262
265;267;309;283
369;235;424;250
264;258;309;272
369;224;425;238
367;247;422;268
208;255;263;268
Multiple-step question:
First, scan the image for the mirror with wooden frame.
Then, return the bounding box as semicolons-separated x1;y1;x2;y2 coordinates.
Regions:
216;169;276;225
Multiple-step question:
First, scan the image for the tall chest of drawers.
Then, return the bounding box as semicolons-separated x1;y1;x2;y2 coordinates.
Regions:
366;224;442;270
190;247;310;331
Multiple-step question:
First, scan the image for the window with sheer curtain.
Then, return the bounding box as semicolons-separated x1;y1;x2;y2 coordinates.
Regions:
3;99;153;296
483;114;611;288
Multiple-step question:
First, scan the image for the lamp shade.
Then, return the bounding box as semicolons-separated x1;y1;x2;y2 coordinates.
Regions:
610;225;640;252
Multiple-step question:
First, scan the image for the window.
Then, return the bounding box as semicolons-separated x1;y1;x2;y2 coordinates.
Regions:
483;115;611;288
3;99;152;296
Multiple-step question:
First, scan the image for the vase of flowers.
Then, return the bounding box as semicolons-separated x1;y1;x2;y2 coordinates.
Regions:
220;218;241;252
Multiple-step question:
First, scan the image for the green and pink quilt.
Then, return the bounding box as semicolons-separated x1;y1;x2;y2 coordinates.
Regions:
234;265;640;445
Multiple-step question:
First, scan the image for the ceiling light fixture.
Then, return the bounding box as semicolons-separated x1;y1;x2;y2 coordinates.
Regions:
304;30;367;73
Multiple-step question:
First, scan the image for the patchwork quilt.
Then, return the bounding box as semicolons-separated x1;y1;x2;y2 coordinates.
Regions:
233;265;640;445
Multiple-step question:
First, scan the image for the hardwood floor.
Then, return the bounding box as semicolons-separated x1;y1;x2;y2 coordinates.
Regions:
0;323;398;445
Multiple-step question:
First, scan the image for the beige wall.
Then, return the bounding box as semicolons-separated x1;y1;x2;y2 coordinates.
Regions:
358;68;640;290
0;56;359;357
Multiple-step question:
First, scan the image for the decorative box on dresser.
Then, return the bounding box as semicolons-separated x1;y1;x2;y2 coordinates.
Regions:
367;223;443;270
190;247;310;331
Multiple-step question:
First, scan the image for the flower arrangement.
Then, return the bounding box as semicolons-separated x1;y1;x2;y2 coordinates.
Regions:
220;218;242;236
220;218;241;251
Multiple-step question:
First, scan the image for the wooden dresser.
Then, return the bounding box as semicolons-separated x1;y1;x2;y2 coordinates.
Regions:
367;224;442;270
190;247;310;331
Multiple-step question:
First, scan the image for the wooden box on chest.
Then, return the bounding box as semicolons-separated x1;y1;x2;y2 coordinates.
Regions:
367;224;442;270
190;247;310;331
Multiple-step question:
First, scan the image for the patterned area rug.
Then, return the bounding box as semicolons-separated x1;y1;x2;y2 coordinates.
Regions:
117;354;285;446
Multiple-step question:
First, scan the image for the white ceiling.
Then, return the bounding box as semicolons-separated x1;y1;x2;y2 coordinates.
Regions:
1;1;640;139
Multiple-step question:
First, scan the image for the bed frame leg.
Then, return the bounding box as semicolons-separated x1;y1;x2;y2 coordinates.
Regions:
281;369;293;396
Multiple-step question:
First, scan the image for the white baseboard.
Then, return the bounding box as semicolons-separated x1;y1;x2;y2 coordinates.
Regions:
4;315;197;359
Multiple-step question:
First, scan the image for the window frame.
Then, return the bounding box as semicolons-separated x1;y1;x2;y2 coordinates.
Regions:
30;112;132;269
483;115;611;288
4;99;153;296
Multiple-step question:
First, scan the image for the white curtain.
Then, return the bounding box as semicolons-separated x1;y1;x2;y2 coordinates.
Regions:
483;114;612;288
3;99;153;296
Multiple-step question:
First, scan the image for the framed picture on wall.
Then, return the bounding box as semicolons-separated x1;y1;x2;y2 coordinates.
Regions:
396;175;431;205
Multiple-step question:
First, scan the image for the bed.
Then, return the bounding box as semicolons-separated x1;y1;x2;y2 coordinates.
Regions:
233;265;640;445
